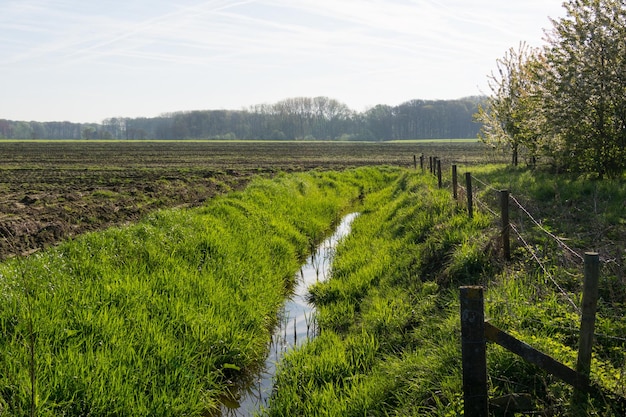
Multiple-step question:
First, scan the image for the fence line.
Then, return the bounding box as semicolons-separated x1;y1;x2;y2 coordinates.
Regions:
470;174;499;193
426;158;625;415
473;193;498;217
430;158;621;274
459;259;626;417
458;173;580;278
457;168;601;310
509;194;585;263
471;174;585;264
509;222;580;311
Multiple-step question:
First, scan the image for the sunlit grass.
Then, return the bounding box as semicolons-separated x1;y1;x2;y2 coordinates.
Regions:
0;167;400;416
265;166;626;416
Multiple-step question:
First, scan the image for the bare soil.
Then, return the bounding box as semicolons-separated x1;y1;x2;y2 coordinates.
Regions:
0;140;488;259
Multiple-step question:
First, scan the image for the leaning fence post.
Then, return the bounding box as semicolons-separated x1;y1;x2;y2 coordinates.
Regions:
460;286;489;417
572;252;600;411
500;190;510;260
437;159;442;188
465;172;473;219
452;165;458;199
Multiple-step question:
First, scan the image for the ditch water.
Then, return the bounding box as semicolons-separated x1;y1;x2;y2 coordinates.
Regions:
219;212;359;416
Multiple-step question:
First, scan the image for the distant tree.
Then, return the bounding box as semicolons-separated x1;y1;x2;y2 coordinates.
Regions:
30;122;45;139
541;0;626;177
3;96;486;141
82;126;96;140
393;98;483;140
0;120;11;138
102;118;126;139
13;122;33;139
364;105;394;140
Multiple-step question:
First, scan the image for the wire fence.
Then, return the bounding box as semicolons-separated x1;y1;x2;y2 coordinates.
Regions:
419;156;625;345
418;156;626;412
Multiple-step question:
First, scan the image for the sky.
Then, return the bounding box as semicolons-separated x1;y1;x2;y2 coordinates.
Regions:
1;0;566;123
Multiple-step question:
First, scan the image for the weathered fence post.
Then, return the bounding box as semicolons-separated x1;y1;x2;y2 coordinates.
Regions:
500;190;510;260
465;172;473;219
460;286;489;417
572;252;600;412
452;165;458;199
420;154;424;171
413;154;417;170
437;159;442;188
429;157;433;174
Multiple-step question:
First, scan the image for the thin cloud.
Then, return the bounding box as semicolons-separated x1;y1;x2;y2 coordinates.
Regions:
0;0;565;122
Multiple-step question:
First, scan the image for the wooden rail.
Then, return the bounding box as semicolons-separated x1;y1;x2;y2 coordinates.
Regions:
459;253;626;415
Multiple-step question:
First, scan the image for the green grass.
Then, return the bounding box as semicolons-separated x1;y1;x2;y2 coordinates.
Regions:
0;167;400;416
264;166;626;416
265;171;491;416
3;159;623;415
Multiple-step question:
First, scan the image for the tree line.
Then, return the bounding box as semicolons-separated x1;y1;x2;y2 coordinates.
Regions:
0;97;485;141
477;0;626;178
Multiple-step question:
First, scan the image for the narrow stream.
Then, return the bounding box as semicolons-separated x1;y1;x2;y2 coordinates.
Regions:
220;213;359;416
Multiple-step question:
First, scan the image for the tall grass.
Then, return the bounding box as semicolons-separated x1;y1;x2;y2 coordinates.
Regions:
265;166;626;416
0;167;399;416
265;171;491;416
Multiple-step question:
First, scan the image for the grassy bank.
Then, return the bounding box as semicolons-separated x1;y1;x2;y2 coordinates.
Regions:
0;167;400;416
265;167;626;416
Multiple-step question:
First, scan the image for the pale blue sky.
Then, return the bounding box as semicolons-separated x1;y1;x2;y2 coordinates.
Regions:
1;0;565;123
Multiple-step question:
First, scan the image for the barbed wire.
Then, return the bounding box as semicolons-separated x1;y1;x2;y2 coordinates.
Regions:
508;194;585;263
509;222;581;312
471;174;500;194
452;170;621;308
474;194;498;217
459;176;580;311
472;174;585;263
448;168;624;382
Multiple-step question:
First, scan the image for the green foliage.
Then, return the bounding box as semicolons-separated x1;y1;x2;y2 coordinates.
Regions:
541;0;626;178
0;167;398;416
480;0;626;177
3;161;624;415
476;42;544;166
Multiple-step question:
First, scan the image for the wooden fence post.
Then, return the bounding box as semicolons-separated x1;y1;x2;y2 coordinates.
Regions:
420;154;424;171
572;252;600;411
413;154;417;170
437;159;442;188
500;190;510;260
452;165;458;199
460;286;489;416
429;157;433;174
465;172;473;219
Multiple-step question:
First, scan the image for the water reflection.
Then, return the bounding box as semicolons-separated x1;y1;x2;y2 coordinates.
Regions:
219;213;359;416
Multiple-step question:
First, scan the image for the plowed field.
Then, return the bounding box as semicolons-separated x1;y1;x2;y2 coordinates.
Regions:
0;140;489;259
